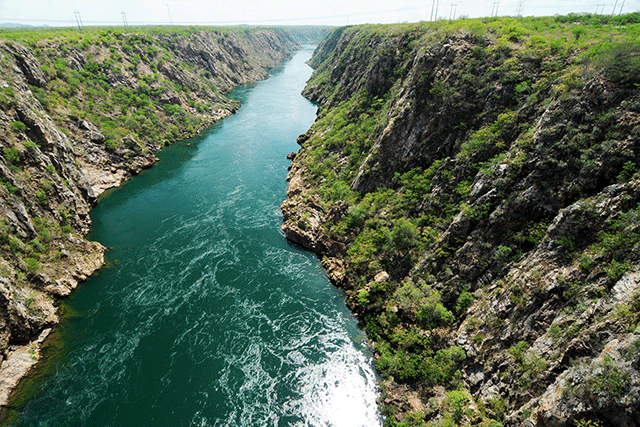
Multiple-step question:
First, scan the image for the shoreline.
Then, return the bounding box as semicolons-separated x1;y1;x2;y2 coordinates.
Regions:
0;328;52;409
0;47;295;417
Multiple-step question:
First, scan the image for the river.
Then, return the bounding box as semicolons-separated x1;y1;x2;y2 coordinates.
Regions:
7;46;382;427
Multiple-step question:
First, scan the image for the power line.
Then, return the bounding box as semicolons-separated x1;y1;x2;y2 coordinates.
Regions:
6;2;634;28
3;5;430;27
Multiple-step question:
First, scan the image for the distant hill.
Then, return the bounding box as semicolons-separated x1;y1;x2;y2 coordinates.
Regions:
0;23;34;28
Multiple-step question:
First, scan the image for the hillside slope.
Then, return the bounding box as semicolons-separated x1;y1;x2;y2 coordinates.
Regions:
0;26;298;404
282;14;640;427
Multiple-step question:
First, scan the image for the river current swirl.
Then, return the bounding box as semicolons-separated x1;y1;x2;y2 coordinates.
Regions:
9;46;382;427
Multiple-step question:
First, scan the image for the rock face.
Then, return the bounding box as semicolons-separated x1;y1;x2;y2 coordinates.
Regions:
282;19;640;426
0;27;298;407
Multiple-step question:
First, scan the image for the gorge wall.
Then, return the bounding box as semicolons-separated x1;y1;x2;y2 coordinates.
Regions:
282;15;640;427
0;26;302;404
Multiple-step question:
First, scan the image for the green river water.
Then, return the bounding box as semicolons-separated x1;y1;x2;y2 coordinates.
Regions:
8;46;381;427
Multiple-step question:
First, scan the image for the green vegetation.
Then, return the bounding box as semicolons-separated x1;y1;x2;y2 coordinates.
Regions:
292;13;640;426
0;25;301;360
3;147;20;165
0;25;282;159
10;121;26;132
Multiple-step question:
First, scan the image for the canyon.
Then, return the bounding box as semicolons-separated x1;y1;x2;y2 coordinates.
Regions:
282;15;640;427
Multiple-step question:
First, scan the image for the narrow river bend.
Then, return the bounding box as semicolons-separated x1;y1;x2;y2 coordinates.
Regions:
9;46;382;427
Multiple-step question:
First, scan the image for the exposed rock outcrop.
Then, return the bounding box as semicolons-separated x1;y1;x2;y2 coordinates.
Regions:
0;27;298;407
283;19;640;426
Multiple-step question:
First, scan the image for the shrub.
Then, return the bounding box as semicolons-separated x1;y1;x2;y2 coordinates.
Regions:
23;140;38;151
3;147;20;164
593;42;640;88
446;390;470;422
36;190;47;205
509;340;529;364
606;260;633;282
23;257;40;273
391;218;420;251
10;121;26;132
456;291;474;313
104;139;119;152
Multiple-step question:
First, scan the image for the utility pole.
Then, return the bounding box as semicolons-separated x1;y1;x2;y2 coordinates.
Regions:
74;10;84;33
121;12;129;31
619;0;626;14
491;2;500;17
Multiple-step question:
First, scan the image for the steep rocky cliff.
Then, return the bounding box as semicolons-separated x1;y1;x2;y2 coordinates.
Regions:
0;26;298;404
282;15;640;427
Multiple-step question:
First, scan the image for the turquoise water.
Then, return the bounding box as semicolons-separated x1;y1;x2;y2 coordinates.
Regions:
10;47;381;427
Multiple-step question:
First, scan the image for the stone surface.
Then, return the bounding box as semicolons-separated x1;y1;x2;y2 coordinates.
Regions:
0;328;51;406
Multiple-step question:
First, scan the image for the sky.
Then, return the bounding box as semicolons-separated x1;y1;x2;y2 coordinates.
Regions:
0;0;638;27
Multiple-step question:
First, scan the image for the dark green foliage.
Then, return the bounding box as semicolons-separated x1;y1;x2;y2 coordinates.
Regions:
3;147;20;164
35;190;47;205
617;161;638;183
29;238;45;253
375;340;465;385
391;219;419;252
590;356;630;397
591;42;640;88
456;291;474;313
23;140;37;152
10;121;26;132
1;180;19;194
23;257;40;273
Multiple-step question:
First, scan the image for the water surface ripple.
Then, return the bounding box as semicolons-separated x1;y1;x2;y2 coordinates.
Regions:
11;46;382;427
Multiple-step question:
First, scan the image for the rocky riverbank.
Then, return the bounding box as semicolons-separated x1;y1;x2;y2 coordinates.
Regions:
0;26;301;407
282;16;640;426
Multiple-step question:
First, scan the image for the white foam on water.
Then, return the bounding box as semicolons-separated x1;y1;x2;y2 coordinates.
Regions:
285;340;382;427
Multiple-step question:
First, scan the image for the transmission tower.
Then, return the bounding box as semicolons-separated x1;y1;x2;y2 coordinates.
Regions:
73;10;84;32
450;3;457;20
122;12;129;30
167;3;173;25
516;0;525;16
431;0;441;21
491;2;500;17
618;0;626;14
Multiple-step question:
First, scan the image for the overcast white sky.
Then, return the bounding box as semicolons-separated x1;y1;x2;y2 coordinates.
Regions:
1;1;638;27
